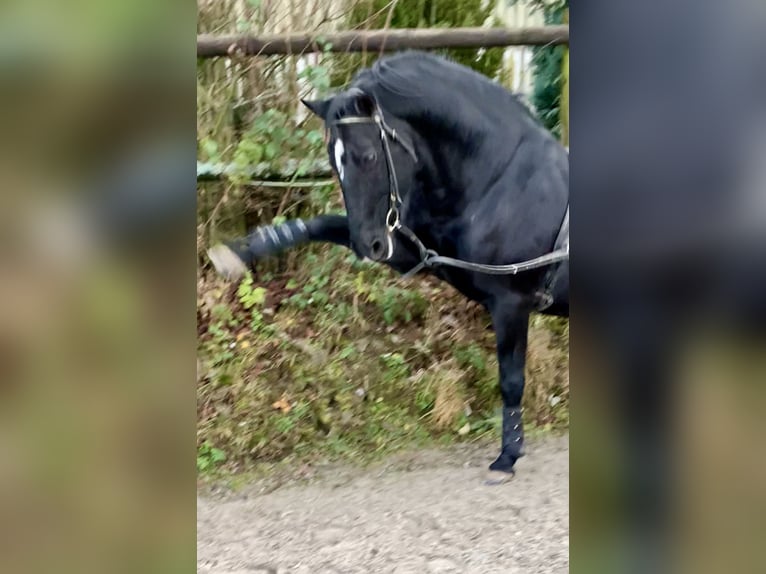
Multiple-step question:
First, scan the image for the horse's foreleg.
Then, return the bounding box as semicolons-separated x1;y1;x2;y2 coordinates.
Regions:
208;215;350;279
487;293;531;482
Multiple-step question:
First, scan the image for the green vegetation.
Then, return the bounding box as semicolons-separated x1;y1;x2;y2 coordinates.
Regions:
332;0;504;87
530;0;569;138
197;245;568;475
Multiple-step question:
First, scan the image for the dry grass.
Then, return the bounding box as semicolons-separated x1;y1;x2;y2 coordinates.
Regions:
430;362;467;429
525;314;569;426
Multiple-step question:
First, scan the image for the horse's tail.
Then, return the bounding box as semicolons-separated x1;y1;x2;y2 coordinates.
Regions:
207;219;311;280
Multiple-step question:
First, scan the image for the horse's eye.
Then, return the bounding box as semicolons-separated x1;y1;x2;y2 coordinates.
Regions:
362;151;377;164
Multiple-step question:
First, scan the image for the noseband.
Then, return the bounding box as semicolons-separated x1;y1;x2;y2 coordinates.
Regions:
331;99;569;290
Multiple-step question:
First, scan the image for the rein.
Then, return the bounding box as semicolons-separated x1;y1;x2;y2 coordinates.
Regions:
332;105;570;281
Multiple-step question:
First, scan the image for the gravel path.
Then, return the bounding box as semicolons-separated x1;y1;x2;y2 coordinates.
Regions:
198;434;568;574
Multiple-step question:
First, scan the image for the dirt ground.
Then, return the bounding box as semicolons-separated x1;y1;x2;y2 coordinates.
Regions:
197;434;568;574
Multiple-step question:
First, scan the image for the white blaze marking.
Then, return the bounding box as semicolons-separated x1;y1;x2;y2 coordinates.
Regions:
334;139;345;182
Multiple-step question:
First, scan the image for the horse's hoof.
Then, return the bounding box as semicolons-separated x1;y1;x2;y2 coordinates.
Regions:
484;469;515;486
208;244;247;280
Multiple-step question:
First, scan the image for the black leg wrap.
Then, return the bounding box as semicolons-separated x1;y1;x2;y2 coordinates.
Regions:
488;407;525;473
224;236;257;266
226;219;310;267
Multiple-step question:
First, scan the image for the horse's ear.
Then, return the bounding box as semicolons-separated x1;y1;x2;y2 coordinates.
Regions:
301;97;331;120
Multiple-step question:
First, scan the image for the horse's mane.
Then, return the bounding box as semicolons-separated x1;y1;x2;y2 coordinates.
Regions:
350;51;541;143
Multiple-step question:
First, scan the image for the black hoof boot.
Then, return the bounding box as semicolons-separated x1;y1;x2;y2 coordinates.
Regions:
485;407;525;485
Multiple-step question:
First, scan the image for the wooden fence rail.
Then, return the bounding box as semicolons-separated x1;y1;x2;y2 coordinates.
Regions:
197;26;569;58
198;161;332;183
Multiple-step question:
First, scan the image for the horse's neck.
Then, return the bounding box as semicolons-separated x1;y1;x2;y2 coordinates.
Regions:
408;133;469;218
401;134;468;252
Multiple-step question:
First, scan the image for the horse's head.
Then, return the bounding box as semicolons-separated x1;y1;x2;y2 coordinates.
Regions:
302;89;418;262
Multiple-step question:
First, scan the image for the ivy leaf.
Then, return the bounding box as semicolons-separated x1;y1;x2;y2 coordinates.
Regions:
306;130;324;146
201;138;219;162
264;142;278;160
210;448;227;463
238;283;267;309
234;139;264;165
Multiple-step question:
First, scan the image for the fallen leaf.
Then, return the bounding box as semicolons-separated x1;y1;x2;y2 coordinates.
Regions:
272;395;292;413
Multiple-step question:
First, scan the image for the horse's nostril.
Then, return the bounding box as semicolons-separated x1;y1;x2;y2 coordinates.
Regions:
370;238;384;257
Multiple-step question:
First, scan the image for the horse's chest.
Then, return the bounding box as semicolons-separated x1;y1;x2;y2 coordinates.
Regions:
432;266;490;305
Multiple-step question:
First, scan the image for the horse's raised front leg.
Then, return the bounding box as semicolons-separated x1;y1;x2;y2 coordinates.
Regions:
208;214;350;279
486;292;531;483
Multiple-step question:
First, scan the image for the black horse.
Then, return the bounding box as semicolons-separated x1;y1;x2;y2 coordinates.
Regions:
209;51;569;480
